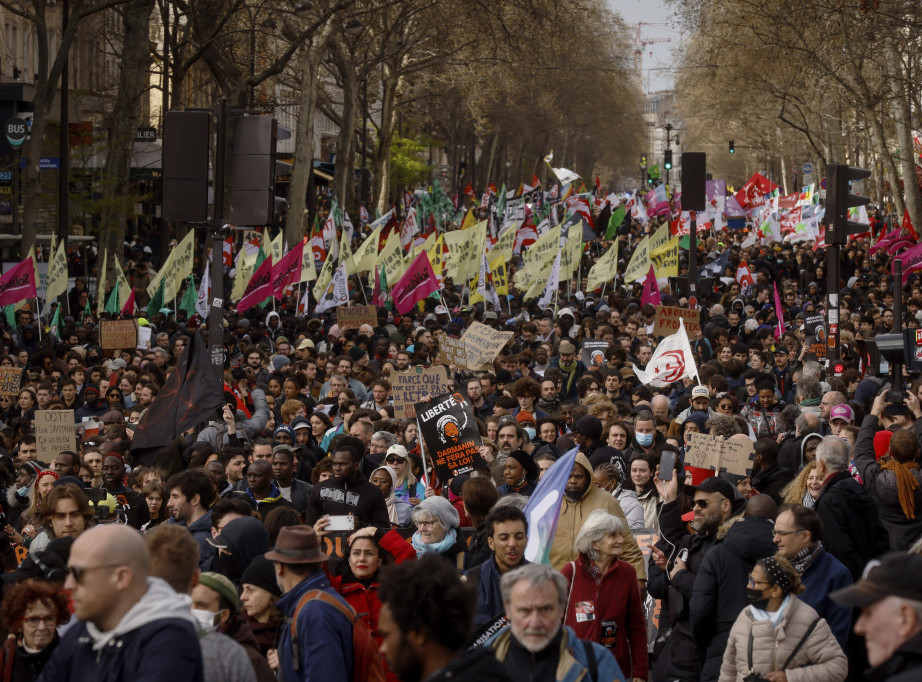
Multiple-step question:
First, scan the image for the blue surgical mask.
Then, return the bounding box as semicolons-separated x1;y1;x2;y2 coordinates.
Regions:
636;432;654;447
524;427;536;441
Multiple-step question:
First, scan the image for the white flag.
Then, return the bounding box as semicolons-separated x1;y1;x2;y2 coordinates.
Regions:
315;263;349;313
400;207;419;249
537;250;561;311
477;252;501;312
195;261;211;320
550;166;580;187
632;318;699;387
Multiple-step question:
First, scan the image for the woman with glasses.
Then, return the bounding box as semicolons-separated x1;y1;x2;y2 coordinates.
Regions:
715;396;737;415
720;554;846;681
105;388;124;412
409;496;467;568
0;581;70;680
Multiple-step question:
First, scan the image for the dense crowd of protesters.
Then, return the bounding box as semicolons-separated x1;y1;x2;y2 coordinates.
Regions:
0;205;921;682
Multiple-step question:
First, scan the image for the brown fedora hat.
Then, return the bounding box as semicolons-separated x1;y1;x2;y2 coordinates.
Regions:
264;525;329;565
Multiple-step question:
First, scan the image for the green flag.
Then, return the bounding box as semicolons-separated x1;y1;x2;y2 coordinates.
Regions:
104;279;120;315
179;276;197;317
49;306;62;338
4;306;15;328
147;277;165;314
605;206;626;240
82;300;92;322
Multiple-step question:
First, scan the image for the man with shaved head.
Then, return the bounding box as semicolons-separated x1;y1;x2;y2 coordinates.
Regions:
41;525;204;680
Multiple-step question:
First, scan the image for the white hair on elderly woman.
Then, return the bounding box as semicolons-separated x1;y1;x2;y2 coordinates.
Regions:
573;509;624;562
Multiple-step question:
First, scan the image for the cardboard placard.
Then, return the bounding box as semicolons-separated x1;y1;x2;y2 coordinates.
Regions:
100;319;139;350
460;322;514;370
392;365;451;419
414;392;485;480
685;432;755;477
336;305;377;331
581;340;610;369
35;409;77;462
437;332;471;369
803;332;827;362
653;306;701;337
0;366;22;397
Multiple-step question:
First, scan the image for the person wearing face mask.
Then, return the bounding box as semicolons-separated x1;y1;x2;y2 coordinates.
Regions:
208;516;271;587
720;555;847;682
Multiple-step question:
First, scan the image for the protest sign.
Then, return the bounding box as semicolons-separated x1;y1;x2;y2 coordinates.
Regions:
392;366;451;419
414;392;485;480
336;305;377;330
0;367;21;397
653;306;701;337
437;332;471;369
804;312;824;336
100;319;139;350
35;410;76;462
461;322;514;370
803;332;827;362
581;340;610;369
685;432;755;477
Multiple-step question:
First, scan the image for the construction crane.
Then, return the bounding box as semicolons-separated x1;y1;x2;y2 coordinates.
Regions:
633;22;671;91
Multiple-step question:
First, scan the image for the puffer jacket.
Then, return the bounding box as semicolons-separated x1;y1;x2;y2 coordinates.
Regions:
614;487;644;530
548;453;646;580
719;596;847;682
196;389;270;450
852;414;922;551
740;402;784;439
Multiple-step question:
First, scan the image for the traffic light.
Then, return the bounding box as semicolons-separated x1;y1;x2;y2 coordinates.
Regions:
640;154;647;167
228;116;291;226
729;140;735;154
162;111;210;222
664;150;673;170
827;162;871;244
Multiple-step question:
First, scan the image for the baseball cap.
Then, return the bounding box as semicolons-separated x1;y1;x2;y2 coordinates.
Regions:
434;305;449;315
831;553;922;608
690;475;738;502
829;404;854;423
691;386;710;400
197;572;241;612
386;444;409;460
296;338;314;351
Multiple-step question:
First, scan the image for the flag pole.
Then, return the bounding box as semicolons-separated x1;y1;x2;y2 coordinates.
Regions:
416;417;431;497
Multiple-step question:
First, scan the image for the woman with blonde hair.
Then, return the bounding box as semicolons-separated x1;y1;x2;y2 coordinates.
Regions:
720;554;847;681
781;461;823;508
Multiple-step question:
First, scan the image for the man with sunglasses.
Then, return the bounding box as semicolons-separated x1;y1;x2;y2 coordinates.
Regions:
648;475;741;682
41;524;204;681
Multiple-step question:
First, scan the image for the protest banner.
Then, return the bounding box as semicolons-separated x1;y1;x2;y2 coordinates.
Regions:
437;332;471;369
336;305;377;330
100;319;139;350
653;306;701;337
581;340;610;369
0;366;21;397
392;366;451;419
35;409;76;462
461;322;514;370
414;392;485;480
685;432;755;477
804;312;824;336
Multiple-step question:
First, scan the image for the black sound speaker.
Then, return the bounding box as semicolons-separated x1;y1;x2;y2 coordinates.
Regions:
681;152;707;212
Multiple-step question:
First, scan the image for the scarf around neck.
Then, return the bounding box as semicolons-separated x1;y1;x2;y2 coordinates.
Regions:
791;541;823;576
411;527;457;557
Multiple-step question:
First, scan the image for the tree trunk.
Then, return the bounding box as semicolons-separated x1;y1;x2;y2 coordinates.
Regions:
97;0;157;285
284;20;334;250
887;43;921;230
372;67;400;215
331;44;358;206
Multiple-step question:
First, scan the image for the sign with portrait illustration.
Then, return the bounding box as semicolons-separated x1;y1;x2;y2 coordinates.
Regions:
414;392;485;480
581;340;610;369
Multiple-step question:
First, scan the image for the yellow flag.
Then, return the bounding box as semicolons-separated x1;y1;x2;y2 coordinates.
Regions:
587;240;619;291
490;254;509;295
444;222;485;283
97;249;108;315
648;221;670;255
651;236;679;278
522;225;560;274
353;230;379;274
232;247;258;300
313;247;337;299
300;241;316;283
491;225;517;264
427;235;445;280
147;230;194;301
623;236;650;284
460;208;477;231
376;231;404;283
339;230;354;273
271;232;284;264
46;241;68;305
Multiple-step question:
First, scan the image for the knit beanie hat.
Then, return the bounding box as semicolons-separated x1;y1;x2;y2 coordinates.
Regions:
240;555;282;598
415;495;460;530
874;430;894;461
198;572;241;612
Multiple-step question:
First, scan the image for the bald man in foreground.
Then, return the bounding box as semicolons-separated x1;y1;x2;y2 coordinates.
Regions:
38;525;204;682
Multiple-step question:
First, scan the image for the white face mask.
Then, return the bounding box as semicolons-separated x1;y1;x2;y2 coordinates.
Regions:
191;608;217;633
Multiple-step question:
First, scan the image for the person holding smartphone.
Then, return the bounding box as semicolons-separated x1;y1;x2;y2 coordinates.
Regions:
307;445;389;530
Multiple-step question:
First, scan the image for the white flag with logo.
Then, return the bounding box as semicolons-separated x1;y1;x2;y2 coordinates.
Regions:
632;317;699;387
195;261;211;319
315;263;349;313
537;250;561;311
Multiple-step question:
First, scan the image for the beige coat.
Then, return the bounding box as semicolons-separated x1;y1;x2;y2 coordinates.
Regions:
548;453;646;579
719;596;847;682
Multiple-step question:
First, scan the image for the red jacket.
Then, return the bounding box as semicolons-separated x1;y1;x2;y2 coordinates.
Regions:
327;529;416;682
560;553;648;679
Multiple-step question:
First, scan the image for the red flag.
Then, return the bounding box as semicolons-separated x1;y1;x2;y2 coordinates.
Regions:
223;237;234;268
640;265;661;307
464;183;475;198
736;260;755;290
237;256;273;313
121;288;136;316
734;172;779;210
0;258;37;307
903;208;919;241
531;174;541;188
271;242;304;299
310;217;326;263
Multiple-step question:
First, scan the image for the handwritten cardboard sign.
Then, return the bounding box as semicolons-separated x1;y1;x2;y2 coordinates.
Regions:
438;332;472;369
337;305;377;331
0;367;22;397
392;365;451;419
653;305;701;337
100;319;139;350
685;432;755;477
35;410;77;462
460;322;514;370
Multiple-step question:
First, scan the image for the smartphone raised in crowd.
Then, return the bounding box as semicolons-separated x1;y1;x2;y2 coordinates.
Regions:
658;451;676;481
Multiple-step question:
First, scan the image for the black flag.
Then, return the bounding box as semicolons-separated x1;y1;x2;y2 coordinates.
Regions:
130;330;222;453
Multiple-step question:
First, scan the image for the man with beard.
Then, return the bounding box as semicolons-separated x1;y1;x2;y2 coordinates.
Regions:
75;385;108;421
166;469;218;570
487;563;625;681
648;475;739;681
378;555;511;682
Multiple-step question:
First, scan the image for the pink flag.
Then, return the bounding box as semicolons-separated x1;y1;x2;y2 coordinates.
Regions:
121;288;136;315
391;251;438;314
893;242;922;284
885;236;915;256
0;258;37;307
640;265;661;307
870;227;901;254
271;242;304;299
773;283;785;341
237;256;273;313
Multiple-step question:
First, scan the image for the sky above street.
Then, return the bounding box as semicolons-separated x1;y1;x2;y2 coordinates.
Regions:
607;0;682;93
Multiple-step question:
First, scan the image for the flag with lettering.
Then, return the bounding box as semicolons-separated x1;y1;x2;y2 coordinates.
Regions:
391;252;438;315
196;261;210;320
0;258;37;308
272;242;304;299
237;255;273;313
315;263;349;313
